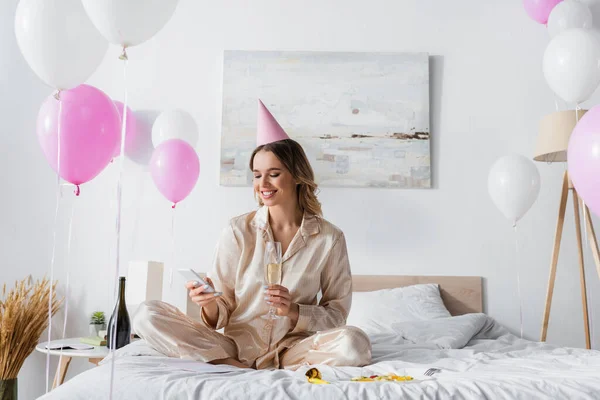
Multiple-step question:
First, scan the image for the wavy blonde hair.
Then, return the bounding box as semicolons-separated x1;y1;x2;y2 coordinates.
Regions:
249;139;322;216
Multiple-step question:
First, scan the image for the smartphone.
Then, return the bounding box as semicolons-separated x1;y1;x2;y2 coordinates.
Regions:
177;269;215;293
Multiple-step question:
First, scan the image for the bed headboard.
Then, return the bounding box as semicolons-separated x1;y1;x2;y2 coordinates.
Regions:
352;275;483;316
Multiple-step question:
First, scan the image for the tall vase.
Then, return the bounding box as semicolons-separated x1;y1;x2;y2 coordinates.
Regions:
0;379;17;400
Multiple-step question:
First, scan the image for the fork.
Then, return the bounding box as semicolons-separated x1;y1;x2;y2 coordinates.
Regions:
424;368;441;376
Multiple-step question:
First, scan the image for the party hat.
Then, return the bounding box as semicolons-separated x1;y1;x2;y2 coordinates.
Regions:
257;99;290;146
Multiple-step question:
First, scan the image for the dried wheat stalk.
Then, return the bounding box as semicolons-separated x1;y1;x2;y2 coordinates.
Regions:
0;277;62;380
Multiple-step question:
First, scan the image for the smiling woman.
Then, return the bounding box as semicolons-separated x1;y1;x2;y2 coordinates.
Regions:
250;139;322;219
132;99;371;370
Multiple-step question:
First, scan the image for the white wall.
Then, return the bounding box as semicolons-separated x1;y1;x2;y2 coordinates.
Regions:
3;0;600;398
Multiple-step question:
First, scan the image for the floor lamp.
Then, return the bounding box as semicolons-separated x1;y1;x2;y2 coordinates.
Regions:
534;109;600;350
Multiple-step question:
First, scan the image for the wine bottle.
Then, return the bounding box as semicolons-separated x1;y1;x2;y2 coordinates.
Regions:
106;277;131;350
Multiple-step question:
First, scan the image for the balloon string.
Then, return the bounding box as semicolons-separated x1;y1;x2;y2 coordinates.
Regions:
591;232;596;350
583;207;596;350
130;178;145;259
591;287;596;350
574;106;588;245
109;53;129;400
583;201;588;244
118;67;129;159
45;94;63;393
589;263;596;350
119;47;129;61
514;224;524;339
57;198;75;370
169;207;176;289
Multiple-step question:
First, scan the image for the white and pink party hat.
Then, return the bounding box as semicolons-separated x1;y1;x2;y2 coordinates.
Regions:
256;99;290;146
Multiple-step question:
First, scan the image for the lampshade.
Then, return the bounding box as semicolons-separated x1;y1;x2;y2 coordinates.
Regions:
533;109;587;162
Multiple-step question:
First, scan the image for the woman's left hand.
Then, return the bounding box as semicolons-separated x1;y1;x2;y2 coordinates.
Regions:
264;285;298;320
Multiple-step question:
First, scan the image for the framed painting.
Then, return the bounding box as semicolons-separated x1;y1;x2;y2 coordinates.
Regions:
220;50;430;188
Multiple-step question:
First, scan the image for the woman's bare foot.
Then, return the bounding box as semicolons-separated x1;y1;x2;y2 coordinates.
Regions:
209;357;251;369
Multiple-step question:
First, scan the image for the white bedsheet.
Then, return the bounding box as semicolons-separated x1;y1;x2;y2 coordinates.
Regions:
39;314;600;400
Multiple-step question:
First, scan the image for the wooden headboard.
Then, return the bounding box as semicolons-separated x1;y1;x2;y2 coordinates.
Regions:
352;275;483;316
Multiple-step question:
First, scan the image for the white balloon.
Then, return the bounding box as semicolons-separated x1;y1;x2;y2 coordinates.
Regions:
543;28;600;104
548;0;593;38
81;0;179;48
14;0;108;90
488;155;541;225
152;110;199;148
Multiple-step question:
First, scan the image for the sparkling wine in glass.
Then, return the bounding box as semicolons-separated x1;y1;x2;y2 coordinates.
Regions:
262;241;282;320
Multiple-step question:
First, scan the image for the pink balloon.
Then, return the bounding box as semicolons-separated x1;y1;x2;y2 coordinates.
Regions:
113;100;138;158
37;84;120;191
568;106;600;217
150;139;200;206
523;0;563;24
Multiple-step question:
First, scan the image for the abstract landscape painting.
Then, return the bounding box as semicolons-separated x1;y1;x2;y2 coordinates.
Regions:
220;51;430;188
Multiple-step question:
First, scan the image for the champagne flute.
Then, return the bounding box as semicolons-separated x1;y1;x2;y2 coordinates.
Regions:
262;241;282;320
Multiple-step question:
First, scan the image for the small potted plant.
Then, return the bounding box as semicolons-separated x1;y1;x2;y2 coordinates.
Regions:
89;311;106;337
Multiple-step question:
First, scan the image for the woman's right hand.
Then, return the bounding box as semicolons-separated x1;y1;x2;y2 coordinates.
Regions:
185;278;221;326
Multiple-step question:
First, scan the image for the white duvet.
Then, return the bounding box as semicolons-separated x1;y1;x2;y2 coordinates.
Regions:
39;314;600;400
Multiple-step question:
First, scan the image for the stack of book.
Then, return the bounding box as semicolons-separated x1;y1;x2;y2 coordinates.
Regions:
80;330;108;346
79;331;140;347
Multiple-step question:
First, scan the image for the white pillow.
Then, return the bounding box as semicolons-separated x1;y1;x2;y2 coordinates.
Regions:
346;284;451;337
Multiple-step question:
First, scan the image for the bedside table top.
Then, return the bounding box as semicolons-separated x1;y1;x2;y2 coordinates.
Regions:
36;338;110;359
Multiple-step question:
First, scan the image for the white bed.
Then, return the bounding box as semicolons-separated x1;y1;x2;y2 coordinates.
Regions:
38;276;600;400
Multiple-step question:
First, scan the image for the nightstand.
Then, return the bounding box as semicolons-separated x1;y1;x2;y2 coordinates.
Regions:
35;338;109;388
